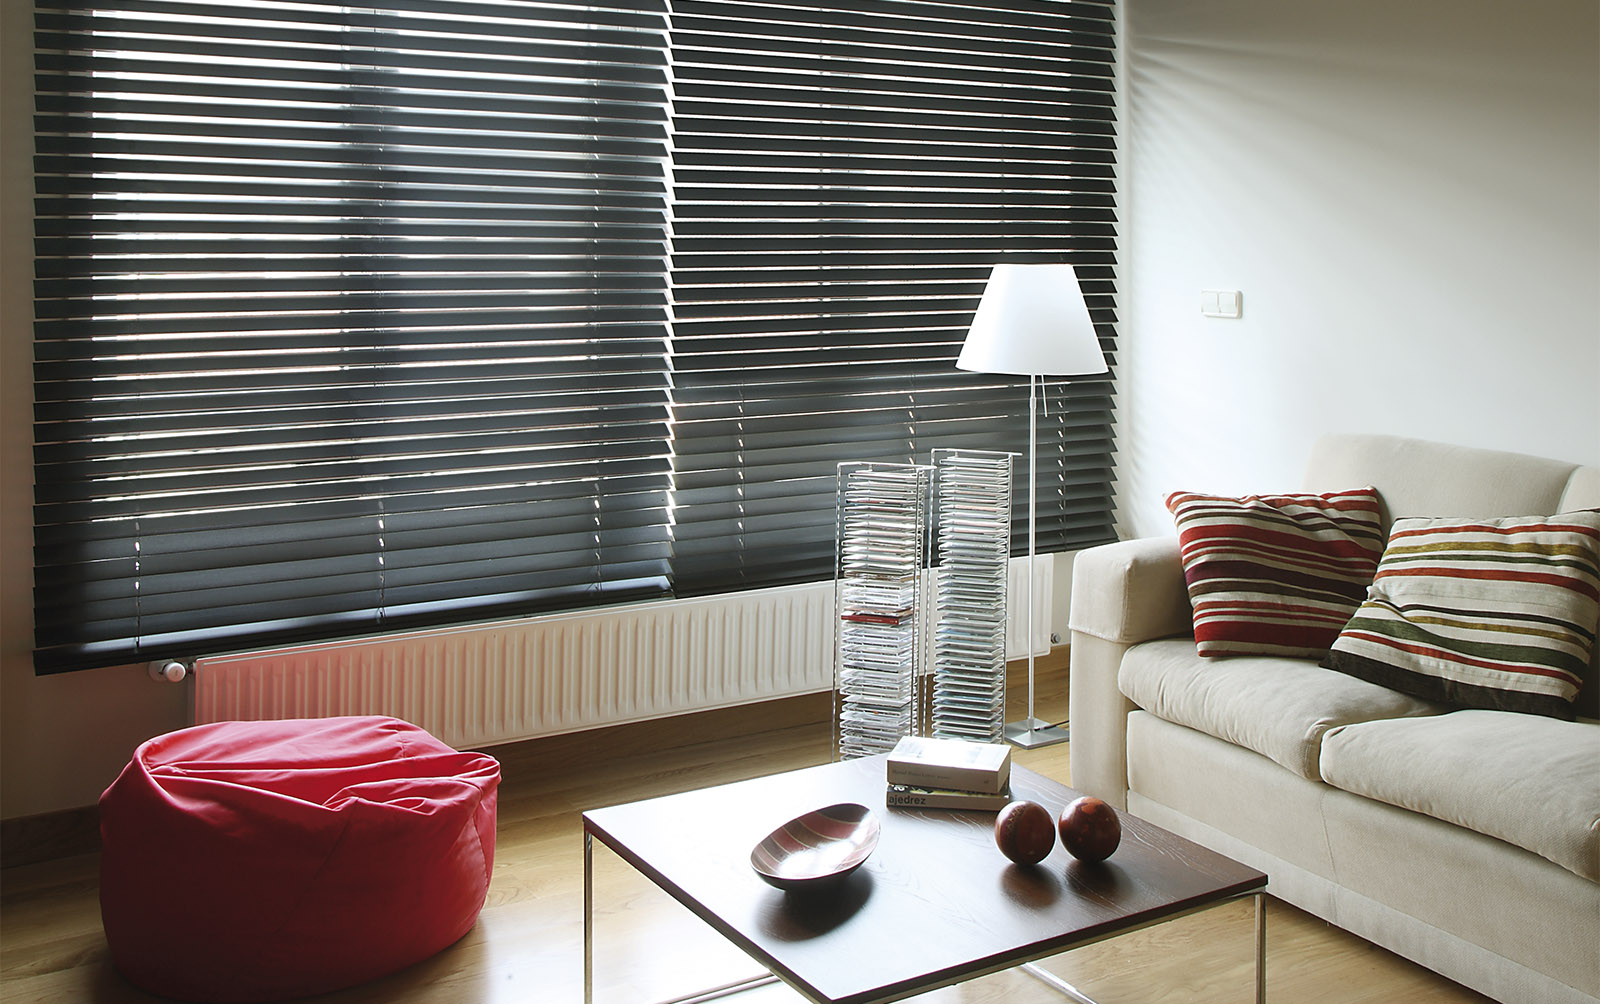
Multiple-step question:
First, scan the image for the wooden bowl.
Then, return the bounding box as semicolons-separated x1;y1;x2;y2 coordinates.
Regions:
750;803;881;891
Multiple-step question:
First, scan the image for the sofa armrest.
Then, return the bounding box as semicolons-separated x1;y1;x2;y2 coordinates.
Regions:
1067;536;1192;644
1067;538;1193;810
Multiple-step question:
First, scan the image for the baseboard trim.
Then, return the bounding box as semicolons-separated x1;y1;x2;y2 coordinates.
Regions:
2;805;102;868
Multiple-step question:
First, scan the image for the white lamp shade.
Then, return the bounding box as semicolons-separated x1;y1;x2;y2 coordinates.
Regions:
955;263;1108;377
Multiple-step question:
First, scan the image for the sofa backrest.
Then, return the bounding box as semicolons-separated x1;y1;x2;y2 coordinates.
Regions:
1301;433;1600;720
1301;434;1595;527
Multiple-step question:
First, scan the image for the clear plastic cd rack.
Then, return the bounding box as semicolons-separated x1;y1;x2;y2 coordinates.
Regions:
929;449;1015;743
833;462;932;760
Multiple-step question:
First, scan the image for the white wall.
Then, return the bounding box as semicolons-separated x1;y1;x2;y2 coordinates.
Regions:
1117;0;1600;539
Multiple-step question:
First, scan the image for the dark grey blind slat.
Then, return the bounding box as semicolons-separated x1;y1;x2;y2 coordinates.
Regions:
33;0;674;672
668;0;1119;594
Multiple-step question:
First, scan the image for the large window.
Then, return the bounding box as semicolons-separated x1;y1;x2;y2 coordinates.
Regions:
33;0;1117;674
668;0;1118;594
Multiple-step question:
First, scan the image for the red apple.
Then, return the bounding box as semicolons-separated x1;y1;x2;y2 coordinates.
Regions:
994;799;1056;865
1058;796;1121;862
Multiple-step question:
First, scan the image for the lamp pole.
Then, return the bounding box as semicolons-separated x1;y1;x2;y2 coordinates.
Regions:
957;263;1103;750
1003;375;1067;748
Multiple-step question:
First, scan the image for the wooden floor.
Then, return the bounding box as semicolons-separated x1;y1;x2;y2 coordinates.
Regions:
1;661;1491;1004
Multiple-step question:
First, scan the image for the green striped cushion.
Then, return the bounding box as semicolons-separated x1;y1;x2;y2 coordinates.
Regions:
1166;488;1385;658
1322;511;1600;720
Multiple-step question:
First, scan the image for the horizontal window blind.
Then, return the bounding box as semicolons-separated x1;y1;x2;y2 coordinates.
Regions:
33;0;674;672
668;0;1119;594
35;0;1119;674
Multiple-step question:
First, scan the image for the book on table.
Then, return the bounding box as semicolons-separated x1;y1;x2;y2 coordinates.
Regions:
885;736;1011;795
884;783;1012;811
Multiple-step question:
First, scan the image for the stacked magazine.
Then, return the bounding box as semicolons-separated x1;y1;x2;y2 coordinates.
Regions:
884;736;1013;811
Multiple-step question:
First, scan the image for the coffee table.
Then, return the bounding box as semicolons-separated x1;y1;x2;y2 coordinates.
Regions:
583;755;1267;1004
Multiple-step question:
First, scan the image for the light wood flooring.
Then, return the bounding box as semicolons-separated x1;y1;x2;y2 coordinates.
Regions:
1;660;1492;1003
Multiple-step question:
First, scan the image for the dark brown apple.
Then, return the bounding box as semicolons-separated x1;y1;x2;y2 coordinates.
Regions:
1057;796;1121;862
994;799;1055;865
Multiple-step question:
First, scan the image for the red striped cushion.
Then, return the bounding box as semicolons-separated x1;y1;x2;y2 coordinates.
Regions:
1166;488;1385;658
1322;512;1600;720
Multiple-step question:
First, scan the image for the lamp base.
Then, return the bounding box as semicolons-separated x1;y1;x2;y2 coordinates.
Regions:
1003;717;1069;749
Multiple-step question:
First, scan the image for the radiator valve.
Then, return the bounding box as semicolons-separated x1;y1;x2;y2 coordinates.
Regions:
148;660;188;683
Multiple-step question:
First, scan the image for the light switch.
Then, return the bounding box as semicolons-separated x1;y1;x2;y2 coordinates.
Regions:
1201;289;1242;319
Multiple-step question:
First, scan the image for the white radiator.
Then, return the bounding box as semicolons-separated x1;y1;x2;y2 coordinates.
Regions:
193;557;1053;749
1006;553;1056;661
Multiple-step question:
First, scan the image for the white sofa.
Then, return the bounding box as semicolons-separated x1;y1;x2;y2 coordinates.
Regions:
1067;434;1600;1004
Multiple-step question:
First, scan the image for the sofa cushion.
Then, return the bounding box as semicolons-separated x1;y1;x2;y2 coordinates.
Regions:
1320;711;1600;881
1118;637;1444;779
1165;487;1384;658
1323;511;1600;720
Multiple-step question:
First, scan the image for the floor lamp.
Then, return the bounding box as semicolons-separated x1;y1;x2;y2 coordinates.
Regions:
956;264;1108;749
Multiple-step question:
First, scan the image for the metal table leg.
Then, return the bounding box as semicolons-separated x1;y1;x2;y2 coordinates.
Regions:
584;825;779;1004
1255;892;1267;1004
584;830;594;1004
1020;889;1267;1004
1019;962;1100;1004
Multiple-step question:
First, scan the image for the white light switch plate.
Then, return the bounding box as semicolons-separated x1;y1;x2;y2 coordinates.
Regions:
1201;289;1242;318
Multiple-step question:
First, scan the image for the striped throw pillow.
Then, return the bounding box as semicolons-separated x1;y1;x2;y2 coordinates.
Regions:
1322;512;1600;720
1166;488;1385;658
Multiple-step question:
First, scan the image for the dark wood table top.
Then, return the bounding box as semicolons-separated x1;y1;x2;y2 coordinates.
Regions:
583;755;1266;1004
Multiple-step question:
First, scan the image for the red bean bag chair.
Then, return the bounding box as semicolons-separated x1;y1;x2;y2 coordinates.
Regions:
99;716;500;1002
